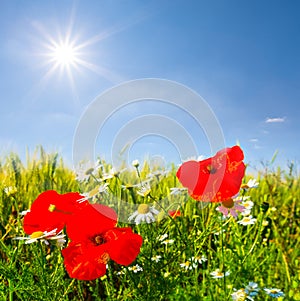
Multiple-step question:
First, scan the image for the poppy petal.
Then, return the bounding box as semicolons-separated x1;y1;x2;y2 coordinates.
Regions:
66;204;118;241
62;242;107;281
105;228;143;265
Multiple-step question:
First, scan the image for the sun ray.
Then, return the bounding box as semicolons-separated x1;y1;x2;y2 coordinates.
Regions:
27;5;152;107
74;57;124;83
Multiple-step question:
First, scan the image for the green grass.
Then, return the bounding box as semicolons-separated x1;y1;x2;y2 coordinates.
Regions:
0;147;299;300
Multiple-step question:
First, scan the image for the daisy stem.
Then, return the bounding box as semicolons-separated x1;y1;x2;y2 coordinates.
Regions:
90;173;101;184
218;215;227;298
90;173;115;195
126;268;139;292
135;166;142;185
149;193;187;246
37;241;46;268
129;188;137;203
240;211;264;265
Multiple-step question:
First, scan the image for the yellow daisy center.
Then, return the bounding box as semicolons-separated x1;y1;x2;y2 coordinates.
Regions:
215;270;224;277
241;183;249;189
85;167;94;175
137;204;150;214
30;231;44;239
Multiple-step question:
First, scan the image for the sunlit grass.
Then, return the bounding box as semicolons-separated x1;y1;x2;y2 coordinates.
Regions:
0;147;299;300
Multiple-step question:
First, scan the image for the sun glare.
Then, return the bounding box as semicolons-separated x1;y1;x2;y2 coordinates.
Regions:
51;43;77;66
33;17;125;94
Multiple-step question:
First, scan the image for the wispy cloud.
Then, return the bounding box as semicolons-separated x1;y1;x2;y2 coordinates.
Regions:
265;117;286;123
249;138;258;142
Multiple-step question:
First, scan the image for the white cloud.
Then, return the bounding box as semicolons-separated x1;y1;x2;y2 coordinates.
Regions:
265;117;286;123
249;138;258;142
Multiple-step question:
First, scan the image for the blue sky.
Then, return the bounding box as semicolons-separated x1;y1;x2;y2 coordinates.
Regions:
0;1;299;171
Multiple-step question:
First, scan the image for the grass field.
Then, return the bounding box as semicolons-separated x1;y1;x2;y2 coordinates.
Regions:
0;147;299;300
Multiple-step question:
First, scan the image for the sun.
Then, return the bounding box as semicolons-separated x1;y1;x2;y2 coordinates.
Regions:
46;37;81;72
51;42;78;67
32;18;126;95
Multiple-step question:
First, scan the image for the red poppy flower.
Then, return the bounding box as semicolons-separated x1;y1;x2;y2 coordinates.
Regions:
176;146;246;202
62;204;143;280
23;190;88;235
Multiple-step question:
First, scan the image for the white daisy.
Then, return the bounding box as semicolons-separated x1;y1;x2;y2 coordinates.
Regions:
151;255;162;263
238;215;257;226
75;161;101;182
241;209;252;216
241;200;254;216
241;179;259;190
102;167;126;181
128;204;159;224
146;170;169;181
180;260;196;270
4;186;17;196
161;239;174;245
210;269;230;278
132;160;140;168
245;282;260;297
157;233;168;242
136;182;151;197
231;288;254;301
82;183;109;199
128;264;143;273
190;255;207;264
264;288;285;298
14;229;66;247
262;220;269;227
169;187;188;195
180;255;207;270
231;289;246;301
241;200;254;210
164;272;171;278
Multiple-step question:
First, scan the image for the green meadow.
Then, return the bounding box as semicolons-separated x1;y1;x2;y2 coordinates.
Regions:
0;148;299;300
